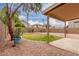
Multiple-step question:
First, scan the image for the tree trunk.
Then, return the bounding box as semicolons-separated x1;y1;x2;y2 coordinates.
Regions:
26;12;29;27
7;18;14;41
5;4;14;41
5;3;23;41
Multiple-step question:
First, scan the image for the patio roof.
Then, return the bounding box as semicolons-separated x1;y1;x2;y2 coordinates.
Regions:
43;3;79;21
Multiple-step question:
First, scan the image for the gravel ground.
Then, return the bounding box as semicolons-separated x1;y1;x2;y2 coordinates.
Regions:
0;39;78;56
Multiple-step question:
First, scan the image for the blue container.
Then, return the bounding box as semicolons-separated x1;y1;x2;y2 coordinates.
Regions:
13;37;21;44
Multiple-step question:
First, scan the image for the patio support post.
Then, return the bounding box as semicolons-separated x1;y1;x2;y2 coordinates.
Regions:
64;21;66;38
47;16;49;37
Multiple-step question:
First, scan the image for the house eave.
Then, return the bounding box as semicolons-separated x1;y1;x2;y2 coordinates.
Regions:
42;3;62;15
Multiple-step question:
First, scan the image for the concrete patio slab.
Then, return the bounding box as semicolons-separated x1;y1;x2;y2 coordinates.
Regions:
49;38;79;54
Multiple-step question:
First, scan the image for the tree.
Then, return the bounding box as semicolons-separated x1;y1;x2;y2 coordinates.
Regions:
22;3;42;27
0;7;24;39
2;3;42;41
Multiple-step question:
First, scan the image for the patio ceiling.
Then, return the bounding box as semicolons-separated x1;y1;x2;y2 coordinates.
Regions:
43;3;79;21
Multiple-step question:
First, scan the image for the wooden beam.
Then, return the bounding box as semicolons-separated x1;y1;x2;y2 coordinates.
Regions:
44;3;65;15
64;21;66;38
47;16;49;37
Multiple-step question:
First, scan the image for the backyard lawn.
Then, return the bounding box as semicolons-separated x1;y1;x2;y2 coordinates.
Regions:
22;33;62;43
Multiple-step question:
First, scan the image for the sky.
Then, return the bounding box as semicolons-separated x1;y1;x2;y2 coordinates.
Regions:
19;3;53;25
0;3;66;28
19;3;65;28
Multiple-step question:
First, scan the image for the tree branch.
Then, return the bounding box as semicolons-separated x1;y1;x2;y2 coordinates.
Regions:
10;3;23;19
6;3;10;20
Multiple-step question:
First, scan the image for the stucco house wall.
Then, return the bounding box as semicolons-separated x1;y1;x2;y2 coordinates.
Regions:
68;19;79;28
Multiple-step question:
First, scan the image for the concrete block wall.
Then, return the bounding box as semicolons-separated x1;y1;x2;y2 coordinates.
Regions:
0;21;8;44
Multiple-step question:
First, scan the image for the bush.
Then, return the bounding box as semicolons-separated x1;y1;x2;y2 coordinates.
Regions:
15;22;25;27
14;27;23;38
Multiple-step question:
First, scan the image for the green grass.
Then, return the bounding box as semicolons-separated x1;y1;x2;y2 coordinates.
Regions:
22;33;62;43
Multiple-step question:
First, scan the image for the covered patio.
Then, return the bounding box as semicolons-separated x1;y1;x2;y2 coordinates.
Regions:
43;3;79;38
43;3;79;54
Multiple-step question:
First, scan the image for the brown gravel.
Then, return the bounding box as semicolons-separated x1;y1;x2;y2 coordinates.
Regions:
0;39;78;56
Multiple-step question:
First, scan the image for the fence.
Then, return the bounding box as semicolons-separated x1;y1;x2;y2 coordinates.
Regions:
0;21;8;44
50;28;79;34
